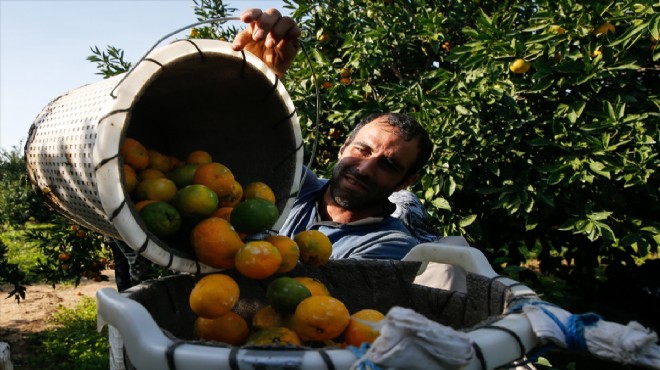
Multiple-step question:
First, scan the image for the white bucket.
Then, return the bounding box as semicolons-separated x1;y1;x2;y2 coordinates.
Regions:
97;243;541;370
25;39;304;273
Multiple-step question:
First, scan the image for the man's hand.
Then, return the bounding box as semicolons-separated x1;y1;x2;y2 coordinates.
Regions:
232;8;301;78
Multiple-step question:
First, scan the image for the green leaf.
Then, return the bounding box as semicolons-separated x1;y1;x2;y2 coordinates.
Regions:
455;105;470;115
606;63;641;71
588;161;611;179
528;78;555;93
459;214;477;227
650;13;660;40
476;8;493;28
588;211;612;221
431;197;452;211
609;22;648;48
462;27;479;38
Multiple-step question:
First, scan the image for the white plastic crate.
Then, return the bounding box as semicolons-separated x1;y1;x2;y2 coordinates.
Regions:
97;243;540;370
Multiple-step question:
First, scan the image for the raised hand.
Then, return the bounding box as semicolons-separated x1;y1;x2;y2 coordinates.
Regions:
232;8;301;78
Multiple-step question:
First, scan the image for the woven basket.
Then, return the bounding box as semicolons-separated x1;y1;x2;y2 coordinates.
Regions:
24;39;303;273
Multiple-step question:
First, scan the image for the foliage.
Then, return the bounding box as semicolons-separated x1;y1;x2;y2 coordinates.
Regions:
0;146;55;226
27;297;109;370
281;0;659;286
25;217;112;287
189;0;240;40
0;146;56;298
0;240;27;302
87;45;132;79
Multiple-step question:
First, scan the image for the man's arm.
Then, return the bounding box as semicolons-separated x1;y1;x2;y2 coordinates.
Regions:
232;8;301;78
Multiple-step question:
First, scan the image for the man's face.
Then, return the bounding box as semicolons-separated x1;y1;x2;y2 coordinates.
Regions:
329;118;420;211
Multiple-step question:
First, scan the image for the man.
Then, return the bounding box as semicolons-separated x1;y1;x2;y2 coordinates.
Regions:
232;9;435;260
232;8;469;292
112;8;464;290
279;113;434;260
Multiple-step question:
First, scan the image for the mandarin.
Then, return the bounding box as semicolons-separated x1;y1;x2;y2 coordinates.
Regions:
293;296;350;342
193;162;235;198
293;277;331;297
135;177;177;202
246;327;302;346
235;241;282;280
121;137;149;170
211;206;234;221
191;217;244;269
593;22;615;35
243;181;276;204
189;273;239;319
509;58;531;74
133;199;157;212
265;235;300;273
230;198;279;235
172;184;219;222
194;312;249;345
147;149;172;173
139;201;181;238
294;230;332;266
166;164;199;188
218;180;243;208
187;150;213;165
138;168;165;181
123;164;138;194
267;277;312;314
252;305;291;330
343;309;385;347
169;156;184;169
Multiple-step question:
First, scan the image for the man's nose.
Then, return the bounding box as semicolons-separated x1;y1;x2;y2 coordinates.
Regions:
355;156;379;177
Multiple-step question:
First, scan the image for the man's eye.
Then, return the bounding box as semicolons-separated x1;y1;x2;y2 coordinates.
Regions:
352;146;369;156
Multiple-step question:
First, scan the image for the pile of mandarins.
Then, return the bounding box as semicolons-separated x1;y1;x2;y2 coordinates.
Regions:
121;137;386;349
190;271;386;348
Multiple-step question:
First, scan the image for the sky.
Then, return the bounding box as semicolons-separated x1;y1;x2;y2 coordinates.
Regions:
0;0;287;152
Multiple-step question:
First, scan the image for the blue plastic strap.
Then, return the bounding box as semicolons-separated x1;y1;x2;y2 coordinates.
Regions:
538;305;601;352
348;343;382;370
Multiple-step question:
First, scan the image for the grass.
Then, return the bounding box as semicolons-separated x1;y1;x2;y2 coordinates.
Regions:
2;225;110;369
1;223;50;282
27;297;109;370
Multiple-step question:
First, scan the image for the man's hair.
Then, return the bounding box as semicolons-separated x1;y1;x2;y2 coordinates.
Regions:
345;112;433;177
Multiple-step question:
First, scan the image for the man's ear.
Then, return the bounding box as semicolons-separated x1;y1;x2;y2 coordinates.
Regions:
395;173;419;191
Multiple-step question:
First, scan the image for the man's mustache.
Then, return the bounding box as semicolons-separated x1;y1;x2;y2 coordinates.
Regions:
345;169;376;191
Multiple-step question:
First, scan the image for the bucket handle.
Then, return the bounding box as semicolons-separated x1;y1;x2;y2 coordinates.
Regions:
109;17;238;99
110;16;321;170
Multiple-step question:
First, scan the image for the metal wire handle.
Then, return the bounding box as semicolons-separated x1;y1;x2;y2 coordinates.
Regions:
110;16;238;98
110;16;321;170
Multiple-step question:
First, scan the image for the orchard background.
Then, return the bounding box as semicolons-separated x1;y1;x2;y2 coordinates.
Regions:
1;0;658;368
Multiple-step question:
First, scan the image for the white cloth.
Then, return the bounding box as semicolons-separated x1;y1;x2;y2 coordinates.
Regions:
522;302;660;369
413;236;470;293
414;262;467;293
355;306;474;370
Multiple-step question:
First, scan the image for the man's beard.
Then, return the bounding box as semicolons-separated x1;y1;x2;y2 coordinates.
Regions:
328;161;392;211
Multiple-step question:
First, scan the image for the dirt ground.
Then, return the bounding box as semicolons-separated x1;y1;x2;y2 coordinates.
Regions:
0;270;117;368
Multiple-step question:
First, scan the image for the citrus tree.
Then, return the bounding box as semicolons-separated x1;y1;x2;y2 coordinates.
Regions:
277;0;659;286
0;146;54;226
86;0;658;284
